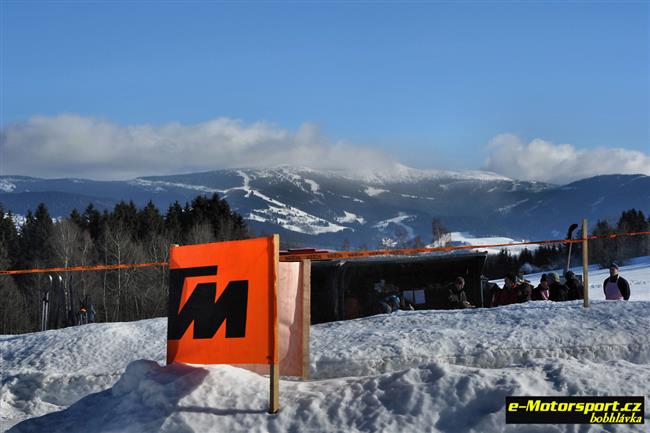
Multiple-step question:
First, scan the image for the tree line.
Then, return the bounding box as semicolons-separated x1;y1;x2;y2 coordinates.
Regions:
1;197;648;334
482;208;650;279
0;194;248;334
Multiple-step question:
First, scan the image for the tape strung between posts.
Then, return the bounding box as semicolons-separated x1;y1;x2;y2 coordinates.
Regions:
0;262;168;275
279;231;650;262
1;231;648;275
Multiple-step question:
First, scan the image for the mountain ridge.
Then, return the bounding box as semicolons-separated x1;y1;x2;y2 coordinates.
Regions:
1;167;648;248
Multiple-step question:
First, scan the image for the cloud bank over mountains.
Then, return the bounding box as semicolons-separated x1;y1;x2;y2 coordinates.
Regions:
485;133;650;184
1;114;396;180
2;114;648;184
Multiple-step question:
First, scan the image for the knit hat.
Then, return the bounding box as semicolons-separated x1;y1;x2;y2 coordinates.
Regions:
610;262;619;269
504;272;516;283
565;270;575;279
540;273;548;283
548;272;560;283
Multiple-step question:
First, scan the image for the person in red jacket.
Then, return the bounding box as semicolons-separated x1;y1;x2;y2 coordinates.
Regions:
492;273;520;307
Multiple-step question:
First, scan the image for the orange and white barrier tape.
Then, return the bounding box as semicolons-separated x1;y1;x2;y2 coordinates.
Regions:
1;231;648;275
279;231;650;262
0;262;168;276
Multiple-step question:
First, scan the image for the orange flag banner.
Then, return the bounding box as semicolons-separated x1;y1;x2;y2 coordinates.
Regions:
166;237;278;366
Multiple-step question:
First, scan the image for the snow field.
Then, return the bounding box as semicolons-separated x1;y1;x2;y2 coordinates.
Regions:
2;260;649;432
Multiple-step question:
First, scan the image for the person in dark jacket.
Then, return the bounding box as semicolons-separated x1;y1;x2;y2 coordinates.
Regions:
447;276;474;309
517;279;533;302
532;274;550;300
564;271;584;300
87;304;96;323
603;262;630;300
492;273;519;306
548;272;568;302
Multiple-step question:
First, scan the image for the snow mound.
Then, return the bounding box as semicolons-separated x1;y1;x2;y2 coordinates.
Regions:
1;320;166;427
311;301;650;378
4;298;650;432
8;358;650;433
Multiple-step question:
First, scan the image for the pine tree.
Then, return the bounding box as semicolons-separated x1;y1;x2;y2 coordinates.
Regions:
17;203;54;267
617;209;647;259
164;201;184;242
137;201;163;241
110;201;139;239
0;205;19;268
591;219;616;267
82;204;103;240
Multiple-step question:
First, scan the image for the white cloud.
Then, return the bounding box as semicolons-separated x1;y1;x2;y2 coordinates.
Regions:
485;133;650;184
3;117;649;184
1;114;397;180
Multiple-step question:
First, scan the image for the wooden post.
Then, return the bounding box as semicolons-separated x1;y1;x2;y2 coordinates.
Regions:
582;219;589;308
269;234;280;414
301;259;311;380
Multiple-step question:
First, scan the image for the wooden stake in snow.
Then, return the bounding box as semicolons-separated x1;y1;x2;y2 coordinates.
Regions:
582;219;589;308
302;259;311;380
270;234;280;414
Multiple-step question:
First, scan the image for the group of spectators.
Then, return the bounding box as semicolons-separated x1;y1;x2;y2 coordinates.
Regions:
377;262;632;314
490;262;630;307
444;262;631;310
491;270;582;306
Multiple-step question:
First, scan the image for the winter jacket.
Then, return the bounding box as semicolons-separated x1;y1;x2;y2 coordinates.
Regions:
518;283;532;302
549;282;569;302
531;285;550;301
447;284;470;309
565;277;584;300
492;285;519;307
602;275;630;300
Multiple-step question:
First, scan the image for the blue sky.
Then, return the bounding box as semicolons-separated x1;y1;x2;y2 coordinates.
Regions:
1;1;649;180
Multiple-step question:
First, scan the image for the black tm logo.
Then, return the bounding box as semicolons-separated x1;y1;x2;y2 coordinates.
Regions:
168;266;248;340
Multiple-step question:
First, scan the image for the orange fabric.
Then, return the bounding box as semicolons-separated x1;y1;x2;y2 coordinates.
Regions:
278;262;305;376
237;261;308;377
166;237;277;365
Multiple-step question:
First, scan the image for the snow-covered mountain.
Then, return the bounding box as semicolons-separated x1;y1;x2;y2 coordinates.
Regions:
1;168;648;248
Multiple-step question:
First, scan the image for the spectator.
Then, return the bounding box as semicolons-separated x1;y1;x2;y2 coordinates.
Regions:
376;300;392;314
603;262;630;300
447;276;474;309
386;294;401;312
492;273;519;306
485;282;500;307
548;272;568;301
517;279;533;302
564;271;584;300
78;304;88;325
532;274;550;300
87;304;96;323
376;294;401;314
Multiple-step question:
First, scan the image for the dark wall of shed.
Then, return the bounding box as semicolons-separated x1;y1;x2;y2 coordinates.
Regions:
310;254;487;324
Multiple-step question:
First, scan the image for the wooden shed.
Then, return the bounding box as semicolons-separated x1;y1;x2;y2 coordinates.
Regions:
309;252;488;324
